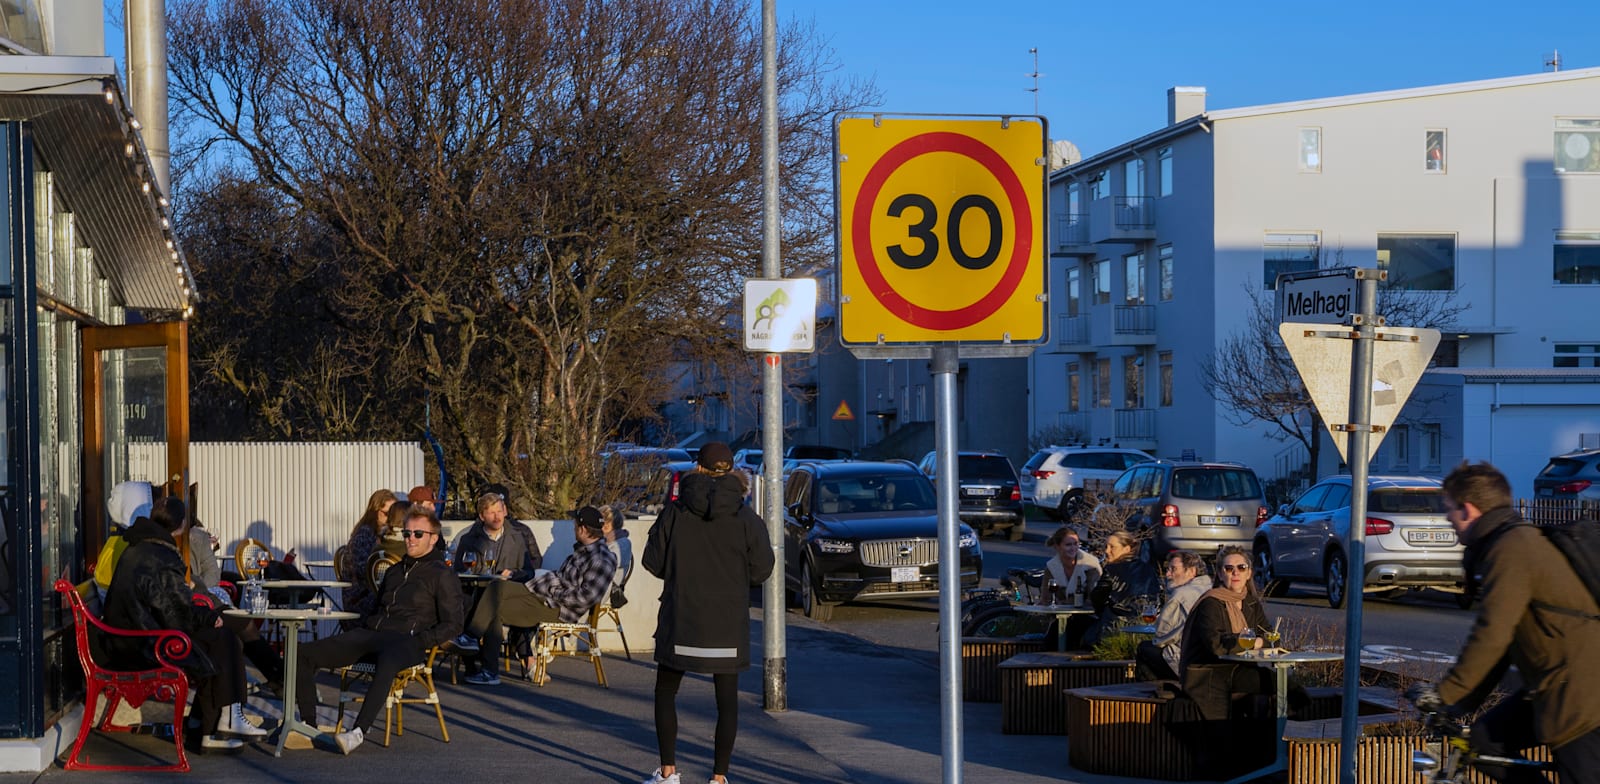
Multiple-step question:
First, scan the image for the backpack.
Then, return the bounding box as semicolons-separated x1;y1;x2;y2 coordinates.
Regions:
1521;520;1600;621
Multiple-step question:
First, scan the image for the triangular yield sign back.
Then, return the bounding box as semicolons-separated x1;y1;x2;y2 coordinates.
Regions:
1278;323;1441;466
831;400;855;421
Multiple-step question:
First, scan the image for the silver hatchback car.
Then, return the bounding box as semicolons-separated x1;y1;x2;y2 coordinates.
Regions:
1252;475;1465;608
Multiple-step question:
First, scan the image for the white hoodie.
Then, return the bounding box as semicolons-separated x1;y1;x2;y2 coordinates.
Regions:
107;481;153;528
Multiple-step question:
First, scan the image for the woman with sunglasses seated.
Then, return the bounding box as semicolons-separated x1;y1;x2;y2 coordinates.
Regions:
1177;545;1272;723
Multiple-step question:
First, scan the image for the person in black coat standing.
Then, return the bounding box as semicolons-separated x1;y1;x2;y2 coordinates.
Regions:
640;442;774;784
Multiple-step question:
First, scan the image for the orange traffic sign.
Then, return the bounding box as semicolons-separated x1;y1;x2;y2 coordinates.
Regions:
831;400;854;421
835;115;1047;346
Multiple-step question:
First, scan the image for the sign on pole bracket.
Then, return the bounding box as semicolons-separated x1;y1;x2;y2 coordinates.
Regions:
1279;322;1441;466
1329;424;1387;433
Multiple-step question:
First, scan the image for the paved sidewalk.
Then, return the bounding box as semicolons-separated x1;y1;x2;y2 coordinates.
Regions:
2;614;1214;784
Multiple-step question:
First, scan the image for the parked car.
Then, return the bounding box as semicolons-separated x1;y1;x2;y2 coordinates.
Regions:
1100;460;1268;563
915;450;1026;540
782;460;982;621
1533;448;1600;501
601;447;692;516
733;448;766;474
1018;446;1154;520
786;444;854;461
640;460;701;516
1253;475;1465;609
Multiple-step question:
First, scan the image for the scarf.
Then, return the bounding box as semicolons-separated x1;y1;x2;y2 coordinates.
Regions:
1200;586;1249;634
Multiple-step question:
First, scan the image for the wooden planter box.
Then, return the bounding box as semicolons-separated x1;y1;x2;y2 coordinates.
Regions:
1065;682;1200;780
1286;712;1552;783
999;653;1132;735
961;636;1047;703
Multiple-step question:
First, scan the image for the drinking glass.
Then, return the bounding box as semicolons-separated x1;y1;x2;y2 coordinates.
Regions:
461;551;479;573
255;553;269;579
1042;577;1058;607
1235;628;1258;654
1263;627;1282;650
482;557;498;576
1139;602;1158;625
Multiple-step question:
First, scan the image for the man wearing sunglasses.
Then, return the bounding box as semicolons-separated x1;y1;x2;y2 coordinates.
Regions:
293;506;464;754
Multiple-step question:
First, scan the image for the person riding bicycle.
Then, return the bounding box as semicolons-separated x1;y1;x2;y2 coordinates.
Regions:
1408;461;1600;783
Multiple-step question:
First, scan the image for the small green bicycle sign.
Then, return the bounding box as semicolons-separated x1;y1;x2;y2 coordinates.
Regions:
743;278;817;353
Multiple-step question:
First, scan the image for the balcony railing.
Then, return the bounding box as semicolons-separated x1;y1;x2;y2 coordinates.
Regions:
1054;214;1088;248
1057;411;1087;437
1114;196;1154;230
1114;305;1155;335
1056;314;1089;346
1114;408;1155;440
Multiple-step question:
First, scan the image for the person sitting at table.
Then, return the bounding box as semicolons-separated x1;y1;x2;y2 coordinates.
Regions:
294;505;464;754
457;506;617;686
343;488;403;623
1136;550;1207;681
452;491;544;580
1082;531;1161;647
407;485;439;514
1177;545;1272;721
175;496;286;697
377;499;413;560
102;496;267;751
1039;526;1100;604
93;480;153;599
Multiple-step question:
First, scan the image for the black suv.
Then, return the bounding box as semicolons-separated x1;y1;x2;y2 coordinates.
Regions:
916;450;1025;540
782;461;982;621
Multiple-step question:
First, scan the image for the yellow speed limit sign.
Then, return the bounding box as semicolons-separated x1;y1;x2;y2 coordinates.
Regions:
836;114;1047;346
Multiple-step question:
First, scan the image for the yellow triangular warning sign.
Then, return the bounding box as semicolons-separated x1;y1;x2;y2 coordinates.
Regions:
831;400;854;421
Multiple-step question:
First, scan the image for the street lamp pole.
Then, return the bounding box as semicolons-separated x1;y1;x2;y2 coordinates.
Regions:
759;0;787;713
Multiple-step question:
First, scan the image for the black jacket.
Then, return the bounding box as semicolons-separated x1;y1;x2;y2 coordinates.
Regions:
1082;556;1161;646
100;518;218;677
644;472;774;674
452;518;543;579
365;547;465;651
1178;591;1269;720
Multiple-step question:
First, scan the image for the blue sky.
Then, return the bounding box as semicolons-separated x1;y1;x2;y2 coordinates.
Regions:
782;0;1598;157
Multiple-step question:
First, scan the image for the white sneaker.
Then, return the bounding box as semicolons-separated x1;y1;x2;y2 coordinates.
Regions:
642;769;680;784
333;726;364;755
217;704;269;738
201;734;243;750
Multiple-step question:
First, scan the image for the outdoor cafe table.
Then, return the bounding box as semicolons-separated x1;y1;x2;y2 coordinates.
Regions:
1218;649;1343;784
1010;604;1094;652
223;607;360;757
1121;623;1157;636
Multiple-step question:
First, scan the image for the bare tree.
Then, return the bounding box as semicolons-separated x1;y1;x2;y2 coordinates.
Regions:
168;0;875;513
1200;260;1468;480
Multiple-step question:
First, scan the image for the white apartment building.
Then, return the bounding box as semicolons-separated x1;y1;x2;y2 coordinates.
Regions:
1030;67;1600;495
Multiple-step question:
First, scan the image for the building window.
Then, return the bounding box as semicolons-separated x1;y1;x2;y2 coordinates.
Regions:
1123;356;1144;409
1158;147;1172;197
1068;182;1081;216
1378;234;1454;291
1421;423;1442;468
1067;362;1081;411
1263;232;1320;289
1159;351;1173;407
1094;358;1110;408
1093;260;1110;305
1555;118;1600;173
1555;232;1600;285
1554;343;1600;368
1124;157;1144;199
1091;170;1109;200
1389;424;1410;468
1124;252;1146;306
1158;245;1174;301
1066;266;1081;316
1425;130;1446;172
1299;127;1321;173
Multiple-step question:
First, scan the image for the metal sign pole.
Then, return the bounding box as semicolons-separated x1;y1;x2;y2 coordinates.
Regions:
1338;271;1379;784
931;345;963;783
759;0;786;713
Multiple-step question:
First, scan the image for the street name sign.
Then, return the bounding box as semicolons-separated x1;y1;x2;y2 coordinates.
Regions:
1276;268;1358;325
1279;322;1441;465
743;278;817;353
834;114;1047;352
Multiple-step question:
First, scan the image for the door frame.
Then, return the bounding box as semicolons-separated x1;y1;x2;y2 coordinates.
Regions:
80;320;189;559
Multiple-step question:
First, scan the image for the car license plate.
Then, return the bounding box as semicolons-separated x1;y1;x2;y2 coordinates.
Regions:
1539;487;1554;497
1198;515;1239;526
1406;529;1457;545
890;566;919;583
963;487;996;497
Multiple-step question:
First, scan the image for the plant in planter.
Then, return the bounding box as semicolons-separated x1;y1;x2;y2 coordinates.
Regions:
1089;629;1141;662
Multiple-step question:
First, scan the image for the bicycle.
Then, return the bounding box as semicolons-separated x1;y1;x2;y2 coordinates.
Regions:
959;568;1053;638
1408;699;1558;783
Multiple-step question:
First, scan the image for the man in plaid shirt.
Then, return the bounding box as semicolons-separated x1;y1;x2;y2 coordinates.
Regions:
458;506;617;685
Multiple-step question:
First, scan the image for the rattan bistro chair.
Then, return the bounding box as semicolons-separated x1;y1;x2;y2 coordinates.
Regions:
527;606;608;687
335;645;451;746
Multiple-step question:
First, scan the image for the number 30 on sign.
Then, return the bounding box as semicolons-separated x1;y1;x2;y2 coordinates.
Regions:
835;115;1047;347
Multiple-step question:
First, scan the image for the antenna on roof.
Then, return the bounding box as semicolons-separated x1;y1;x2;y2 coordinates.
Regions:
1545;49;1562;72
1026;48;1043;115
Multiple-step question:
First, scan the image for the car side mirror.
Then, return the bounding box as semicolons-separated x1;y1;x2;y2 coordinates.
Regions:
787;501;809;523
1278;503;1291;517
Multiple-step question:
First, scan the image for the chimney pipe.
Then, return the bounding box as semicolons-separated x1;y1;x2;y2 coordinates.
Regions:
125;0;170;195
1167;86;1206;126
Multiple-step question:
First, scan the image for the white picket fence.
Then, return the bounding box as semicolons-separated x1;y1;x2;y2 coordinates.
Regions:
128;441;425;562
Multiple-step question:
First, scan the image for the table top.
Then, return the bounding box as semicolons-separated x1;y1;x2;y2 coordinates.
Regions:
1012;604;1094;616
458;572;510;582
301;560;335;568
256;579;351;589
1221;649;1343;665
1121;624;1157;635
224;607;360;622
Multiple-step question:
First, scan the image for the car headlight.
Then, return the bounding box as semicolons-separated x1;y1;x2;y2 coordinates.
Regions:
815;538;855;554
959;532;978;549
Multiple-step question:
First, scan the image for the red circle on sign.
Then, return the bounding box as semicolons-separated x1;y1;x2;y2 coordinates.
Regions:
851;131;1034;331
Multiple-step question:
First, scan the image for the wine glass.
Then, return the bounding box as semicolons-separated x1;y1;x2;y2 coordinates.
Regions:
1263;625;1282;652
1042;576;1058;607
255;553;269;580
242;559;261;582
1139;602;1158;625
1235;628;1258;655
482;556;498;576
461;551;478;574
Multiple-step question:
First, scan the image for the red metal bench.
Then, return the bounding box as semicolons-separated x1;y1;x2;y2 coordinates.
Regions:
55;578;193;772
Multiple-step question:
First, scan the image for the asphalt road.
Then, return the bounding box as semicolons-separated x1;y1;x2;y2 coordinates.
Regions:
806;524;1475;675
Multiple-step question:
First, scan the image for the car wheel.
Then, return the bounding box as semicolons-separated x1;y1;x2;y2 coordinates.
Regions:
1057;492;1086;523
1007;519;1026;542
1254;544;1288;597
800;561;833;622
1324;551;1347;609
